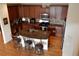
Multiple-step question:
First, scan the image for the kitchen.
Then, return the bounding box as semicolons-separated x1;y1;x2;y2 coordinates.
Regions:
0;3;68;56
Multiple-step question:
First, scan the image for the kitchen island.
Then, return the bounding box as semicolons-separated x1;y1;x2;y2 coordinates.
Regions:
13;21;64;50
19;29;49;50
19;29;49;39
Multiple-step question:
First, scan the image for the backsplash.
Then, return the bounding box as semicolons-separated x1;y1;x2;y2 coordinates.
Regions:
49;18;65;26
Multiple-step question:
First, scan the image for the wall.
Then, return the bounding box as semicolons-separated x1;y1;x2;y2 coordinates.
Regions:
62;4;79;56
0;4;12;44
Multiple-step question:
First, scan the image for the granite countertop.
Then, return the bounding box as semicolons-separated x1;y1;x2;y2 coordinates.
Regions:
49;19;65;26
20;29;49;39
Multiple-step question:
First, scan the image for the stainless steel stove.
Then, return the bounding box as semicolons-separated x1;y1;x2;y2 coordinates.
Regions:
39;12;49;31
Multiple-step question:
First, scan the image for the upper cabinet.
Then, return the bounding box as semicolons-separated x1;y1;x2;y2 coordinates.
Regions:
7;6;19;22
18;5;46;19
29;6;35;18
18;5;23;17
49;6;68;20
23;6;30;17
34;6;41;19
7;4;68;22
61;6;68;20
18;5;30;18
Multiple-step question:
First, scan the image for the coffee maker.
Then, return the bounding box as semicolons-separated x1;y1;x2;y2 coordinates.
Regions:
39;12;49;31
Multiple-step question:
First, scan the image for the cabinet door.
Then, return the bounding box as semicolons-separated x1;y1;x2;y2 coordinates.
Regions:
29;6;35;18
34;6;41;19
23;6;30;17
8;6;19;22
61;6;68;20
18;5;24;17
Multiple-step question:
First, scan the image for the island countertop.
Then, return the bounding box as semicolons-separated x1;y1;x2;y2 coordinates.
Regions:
19;29;49;39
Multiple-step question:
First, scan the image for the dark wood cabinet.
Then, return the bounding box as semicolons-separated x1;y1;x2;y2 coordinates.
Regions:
34;6;41;19
23;6;30;17
8;5;47;20
49;6;68;19
61;6;68;20
18;5;23;17
8;6;19;22
29;6;35;18
7;4;68;22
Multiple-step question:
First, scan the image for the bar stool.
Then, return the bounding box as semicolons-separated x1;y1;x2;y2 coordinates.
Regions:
14;37;22;50
24;38;33;52
34;42;43;55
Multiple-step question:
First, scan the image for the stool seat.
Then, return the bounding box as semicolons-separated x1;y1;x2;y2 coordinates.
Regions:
35;43;43;55
35;43;43;51
25;40;32;45
14;37;22;50
16;38;21;43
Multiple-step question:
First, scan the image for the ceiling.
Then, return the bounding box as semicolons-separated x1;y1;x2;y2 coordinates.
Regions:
21;3;68;5
7;3;68;6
